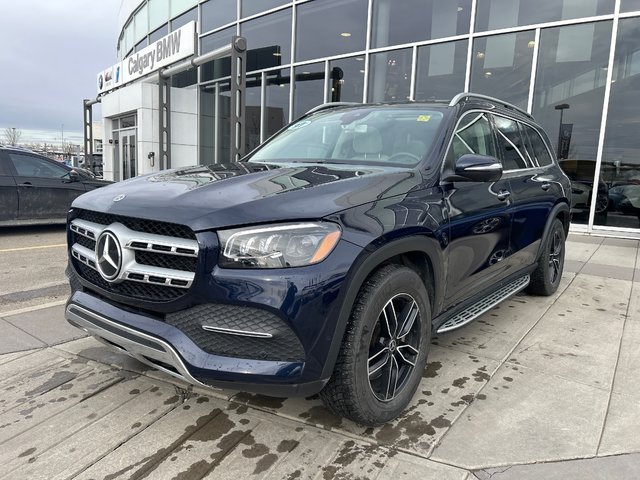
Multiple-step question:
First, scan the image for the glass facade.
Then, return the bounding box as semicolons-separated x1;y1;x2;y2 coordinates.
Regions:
114;0;640;234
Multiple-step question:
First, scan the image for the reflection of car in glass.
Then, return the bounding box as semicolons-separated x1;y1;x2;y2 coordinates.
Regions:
0;145;112;226
609;183;640;220
64;93;571;426
559;159;608;219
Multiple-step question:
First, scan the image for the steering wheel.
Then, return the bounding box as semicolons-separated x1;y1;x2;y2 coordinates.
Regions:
387;152;421;165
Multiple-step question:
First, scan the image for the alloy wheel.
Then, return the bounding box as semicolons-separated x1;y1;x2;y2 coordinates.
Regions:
548;229;563;284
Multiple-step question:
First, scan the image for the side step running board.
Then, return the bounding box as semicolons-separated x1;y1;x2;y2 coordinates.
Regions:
437;275;530;334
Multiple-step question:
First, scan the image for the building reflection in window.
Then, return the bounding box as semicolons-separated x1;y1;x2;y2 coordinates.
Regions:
532;21;612;224
470;31;535;109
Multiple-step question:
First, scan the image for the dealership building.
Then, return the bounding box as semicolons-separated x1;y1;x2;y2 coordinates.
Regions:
95;0;640;236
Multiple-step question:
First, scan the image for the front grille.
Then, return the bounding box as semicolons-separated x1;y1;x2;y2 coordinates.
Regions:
74;209;196;240
166;304;305;362
76;262;186;301
70;209;199;303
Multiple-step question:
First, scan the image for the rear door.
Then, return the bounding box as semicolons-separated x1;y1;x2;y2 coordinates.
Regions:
7;152;86;220
492;115;558;268
442;111;514;308
0;152;18;222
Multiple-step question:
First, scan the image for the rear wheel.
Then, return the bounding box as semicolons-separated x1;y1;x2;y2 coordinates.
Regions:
527;218;565;296
320;265;431;426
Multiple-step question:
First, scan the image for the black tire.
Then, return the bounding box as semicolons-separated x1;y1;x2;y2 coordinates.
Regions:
320;264;431;426
526;218;565;296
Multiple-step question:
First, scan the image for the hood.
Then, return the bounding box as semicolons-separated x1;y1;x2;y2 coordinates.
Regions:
72;162;426;231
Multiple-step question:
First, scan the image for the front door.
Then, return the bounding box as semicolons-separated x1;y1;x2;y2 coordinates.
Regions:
442;111;514;309
121;129;137;180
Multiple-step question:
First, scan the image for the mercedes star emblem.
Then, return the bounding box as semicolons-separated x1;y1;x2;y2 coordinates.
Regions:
95;231;122;281
113;194;126;202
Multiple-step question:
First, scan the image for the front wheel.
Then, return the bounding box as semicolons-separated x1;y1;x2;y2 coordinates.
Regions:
526;218;566;296
320;265;431;426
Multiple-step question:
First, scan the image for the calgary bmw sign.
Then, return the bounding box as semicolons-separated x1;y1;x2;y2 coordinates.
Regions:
97;21;196;94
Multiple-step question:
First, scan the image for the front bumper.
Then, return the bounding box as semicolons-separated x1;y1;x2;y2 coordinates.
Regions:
65;291;328;397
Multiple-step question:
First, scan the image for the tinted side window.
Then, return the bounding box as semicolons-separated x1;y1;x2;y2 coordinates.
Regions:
493;116;529;170
9;154;68;178
0;154;13;176
447;112;496;166
522;124;553;167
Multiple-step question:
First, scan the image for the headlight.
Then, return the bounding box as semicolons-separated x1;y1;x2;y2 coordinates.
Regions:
218;222;342;268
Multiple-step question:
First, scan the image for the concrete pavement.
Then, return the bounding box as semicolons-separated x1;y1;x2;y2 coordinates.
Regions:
0;233;639;479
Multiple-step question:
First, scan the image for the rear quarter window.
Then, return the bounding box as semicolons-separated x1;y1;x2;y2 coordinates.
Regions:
522;124;554;167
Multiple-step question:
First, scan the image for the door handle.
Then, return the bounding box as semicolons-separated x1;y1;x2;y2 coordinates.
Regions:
541;183;551;191
497;190;511;201
18;182;33;187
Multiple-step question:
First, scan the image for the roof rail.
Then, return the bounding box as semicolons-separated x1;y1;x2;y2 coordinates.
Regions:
449;92;533;119
305;102;361;115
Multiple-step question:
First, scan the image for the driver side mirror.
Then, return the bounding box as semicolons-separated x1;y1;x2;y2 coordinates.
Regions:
68;170;81;182
446;154;503;183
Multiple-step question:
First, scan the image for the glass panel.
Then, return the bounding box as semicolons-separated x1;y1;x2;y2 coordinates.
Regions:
135;38;149;53
447;113;496;166
149;0;169;31
134;4;148;41
476;0;614;32
171;7;197;30
170;0;197;18
246;73;262;152
329;56;365;103
241;9;292;72
372;0;471;49
621;0;640;12
522;124;554;167
125;21;135;55
295;0;368;62
470;31;535;109
199;81;232;163
532;21;612;225
368;48;412;102
9;154;67;178
415;39;468;102
294;63;325;119
265;69;291;136
494;116;529;170
149;24;168;44
200;27;235;82
242;0;289;18
202;0;237;32
597;17;640;229
120;115;136;128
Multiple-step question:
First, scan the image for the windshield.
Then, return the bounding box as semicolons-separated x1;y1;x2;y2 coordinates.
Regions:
248;107;445;167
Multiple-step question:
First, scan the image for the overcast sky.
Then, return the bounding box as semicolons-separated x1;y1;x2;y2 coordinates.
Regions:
0;0;120;136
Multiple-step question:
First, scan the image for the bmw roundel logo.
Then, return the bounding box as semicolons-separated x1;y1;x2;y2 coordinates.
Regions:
95;231;122;282
112;194;126;202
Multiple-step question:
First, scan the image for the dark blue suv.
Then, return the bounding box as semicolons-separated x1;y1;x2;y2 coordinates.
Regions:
65;93;571;425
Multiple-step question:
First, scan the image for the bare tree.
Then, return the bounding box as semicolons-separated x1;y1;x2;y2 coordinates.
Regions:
3;127;21;146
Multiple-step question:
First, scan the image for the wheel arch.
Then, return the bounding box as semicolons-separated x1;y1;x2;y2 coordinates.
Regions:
536;200;570;261
320;235;445;379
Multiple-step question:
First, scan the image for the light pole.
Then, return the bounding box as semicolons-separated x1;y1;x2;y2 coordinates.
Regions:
554;103;570;158
11;127;16;146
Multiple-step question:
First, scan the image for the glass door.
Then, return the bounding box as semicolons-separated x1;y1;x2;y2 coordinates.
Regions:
120;129;137;180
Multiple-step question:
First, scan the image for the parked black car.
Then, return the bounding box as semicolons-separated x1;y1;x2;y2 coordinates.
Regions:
0;145;111;225
64;93;571;425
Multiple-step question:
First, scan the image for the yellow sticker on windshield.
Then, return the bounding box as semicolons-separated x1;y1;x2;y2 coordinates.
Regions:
417;115;431;122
